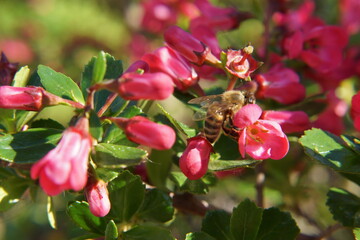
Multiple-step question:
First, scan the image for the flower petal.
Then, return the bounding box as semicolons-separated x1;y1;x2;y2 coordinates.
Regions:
233;104;262;129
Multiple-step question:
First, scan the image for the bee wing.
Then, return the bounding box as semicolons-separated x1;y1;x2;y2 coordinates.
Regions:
188;94;223;108
192;110;207;121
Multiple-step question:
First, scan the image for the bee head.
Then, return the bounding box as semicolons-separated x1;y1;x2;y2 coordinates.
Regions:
244;92;256;104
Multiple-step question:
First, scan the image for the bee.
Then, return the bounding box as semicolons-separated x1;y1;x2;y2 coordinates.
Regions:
189;90;255;143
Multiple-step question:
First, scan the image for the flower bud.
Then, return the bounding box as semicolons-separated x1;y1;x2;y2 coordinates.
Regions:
164;26;211;65
0;86;84;111
104;72;174;100
179;136;213;180
0;86;43;111
85;179;111;217
109;116;176;150
141;46;199;91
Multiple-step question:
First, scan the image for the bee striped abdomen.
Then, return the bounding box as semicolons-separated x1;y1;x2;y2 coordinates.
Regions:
204;113;224;143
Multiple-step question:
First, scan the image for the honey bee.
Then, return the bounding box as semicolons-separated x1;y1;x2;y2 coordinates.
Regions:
189;90;255;143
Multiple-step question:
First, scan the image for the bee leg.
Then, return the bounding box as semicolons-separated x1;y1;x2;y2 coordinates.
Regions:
222;116;240;141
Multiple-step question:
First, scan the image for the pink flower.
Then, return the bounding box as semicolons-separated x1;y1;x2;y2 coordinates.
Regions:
108;116;176;150
124;60;150;74
299;26;348;73
0;52;18;86
192;0;251;31
272;0;315;32
140;0;178;34
164;26;216;65
313;91;347;135
103;72;174;100
351;91;360;131
305;51;355;91
31;117;92;196
233;104;289;160
179;136;213;180
255;64;305;104
225;47;261;79
261;110;311;133
189;26;224;80
340;0;360;35
85;179;111;217
283;26;348;73
141;46;199;91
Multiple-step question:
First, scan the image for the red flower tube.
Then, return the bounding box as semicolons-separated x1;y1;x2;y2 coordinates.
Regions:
179;136;213;180
108;116;176;150
31;117;92;196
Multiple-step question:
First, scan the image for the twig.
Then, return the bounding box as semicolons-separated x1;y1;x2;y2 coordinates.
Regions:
255;161;266;208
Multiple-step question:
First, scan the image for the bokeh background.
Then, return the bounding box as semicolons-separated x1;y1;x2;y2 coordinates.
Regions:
0;0;359;239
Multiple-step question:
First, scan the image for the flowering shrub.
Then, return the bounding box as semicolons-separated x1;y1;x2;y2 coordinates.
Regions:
1;0;360;239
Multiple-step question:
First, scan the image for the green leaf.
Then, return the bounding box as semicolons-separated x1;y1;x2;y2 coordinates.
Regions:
47;196;57;229
94;143;147;168
12;66;31;87
93;51;107;84
123;225;175;240
95;168;119;182
108;171;145;222
146;149;173;189
89;110;103;141
137;189;174;222
71;233;102;240
67;201;108;235
157;103;195;138
202;210;233;240
354;228;360;239
327;188;360;227
170;172;209;194
299;128;360;184
37;65;84;104
213;135;242;160
341;135;360;155
119;105;143;118
256;208;299;240
30;118;65;130
208;159;259;171
81;53;123;98
0;128;62;163
230;199;263;240
185;232;217;240
105;220;118;240
0;176;29;211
